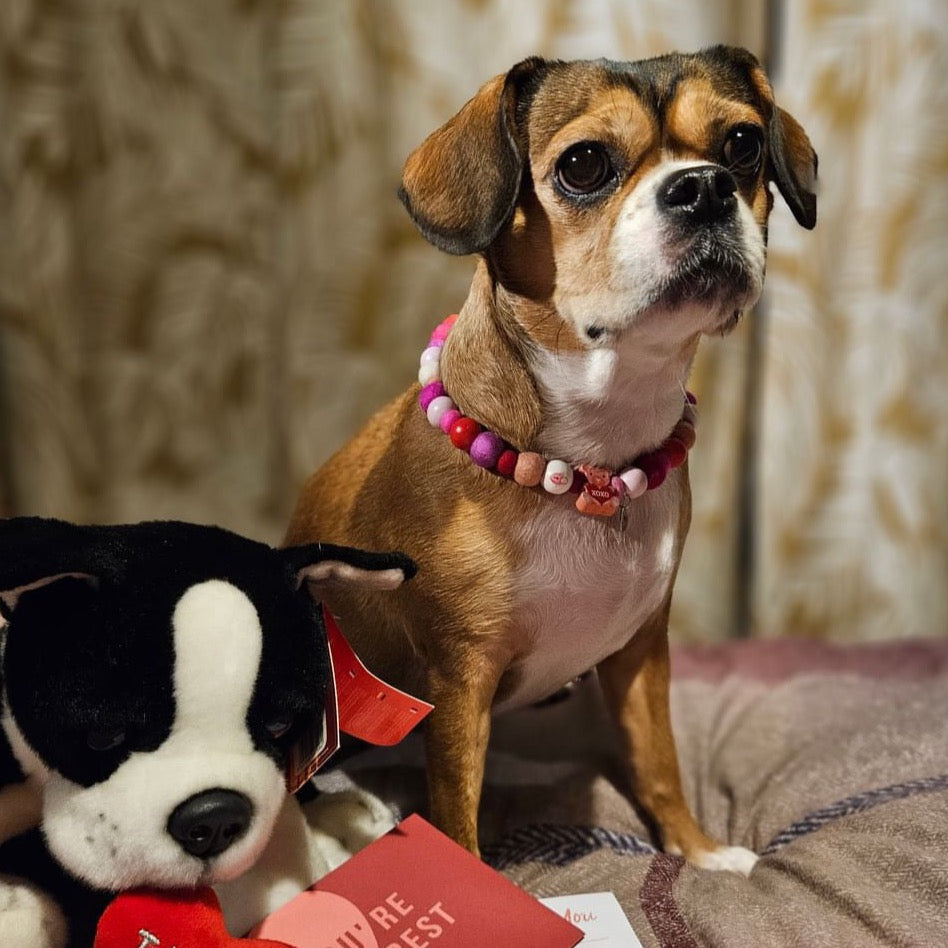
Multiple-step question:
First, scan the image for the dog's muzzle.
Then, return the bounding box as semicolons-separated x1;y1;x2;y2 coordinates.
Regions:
652;163;758;309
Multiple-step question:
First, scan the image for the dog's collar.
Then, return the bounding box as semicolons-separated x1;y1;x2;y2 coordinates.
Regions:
417;315;697;519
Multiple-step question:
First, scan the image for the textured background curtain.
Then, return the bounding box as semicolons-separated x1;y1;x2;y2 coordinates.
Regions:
1;0;945;643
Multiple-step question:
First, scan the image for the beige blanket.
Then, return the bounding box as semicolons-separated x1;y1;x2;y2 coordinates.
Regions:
332;639;948;947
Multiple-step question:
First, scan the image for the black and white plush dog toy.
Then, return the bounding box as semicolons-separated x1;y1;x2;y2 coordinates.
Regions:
0;517;415;947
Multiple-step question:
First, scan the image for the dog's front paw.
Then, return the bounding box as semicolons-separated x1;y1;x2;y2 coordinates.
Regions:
691;844;759;875
0;877;69;948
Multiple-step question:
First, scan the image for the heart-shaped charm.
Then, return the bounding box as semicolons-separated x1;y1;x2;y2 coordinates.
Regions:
95;888;292;948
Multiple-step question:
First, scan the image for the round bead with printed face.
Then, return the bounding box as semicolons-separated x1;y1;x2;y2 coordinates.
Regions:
543;460;574;494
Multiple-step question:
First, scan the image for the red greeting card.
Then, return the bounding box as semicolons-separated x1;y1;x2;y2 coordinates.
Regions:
251;814;583;947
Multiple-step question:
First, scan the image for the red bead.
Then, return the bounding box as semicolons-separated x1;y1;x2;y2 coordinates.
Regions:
568;470;586;494
672;420;696;450
496;449;518;477
450;417;481;452
663;438;688;469
638;452;671;490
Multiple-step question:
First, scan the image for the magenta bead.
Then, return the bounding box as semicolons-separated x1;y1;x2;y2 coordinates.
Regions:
469;431;505;469
439;408;462;434
418;381;446;412
638;452;671;490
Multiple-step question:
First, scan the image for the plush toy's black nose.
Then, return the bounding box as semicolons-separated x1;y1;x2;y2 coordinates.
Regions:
166;789;253;859
659;165;737;224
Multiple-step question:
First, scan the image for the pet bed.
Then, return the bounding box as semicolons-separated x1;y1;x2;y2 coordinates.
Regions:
327;638;948;947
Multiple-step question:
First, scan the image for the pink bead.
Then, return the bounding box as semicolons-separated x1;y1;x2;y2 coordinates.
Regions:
426;395;455;427
686;390;697;405
611;475;627;497
470;431;504;469
496;449;518;478
418;381;446;412
514;452;545;487
439;408;462;434
619;468;648;498
431;325;450;342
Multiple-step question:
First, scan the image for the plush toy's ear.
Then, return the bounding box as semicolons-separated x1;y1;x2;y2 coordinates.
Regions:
283;543;417;593
748;62;818;229
398;57;547;255
0;517;104;616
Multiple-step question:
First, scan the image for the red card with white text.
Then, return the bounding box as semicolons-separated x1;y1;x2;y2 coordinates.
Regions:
251;814;583;947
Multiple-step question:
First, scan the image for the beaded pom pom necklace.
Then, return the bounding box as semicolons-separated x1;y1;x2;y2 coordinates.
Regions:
417;314;697;519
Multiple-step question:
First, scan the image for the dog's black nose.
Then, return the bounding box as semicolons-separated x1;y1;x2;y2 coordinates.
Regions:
659;165;737;223
167;789;253;859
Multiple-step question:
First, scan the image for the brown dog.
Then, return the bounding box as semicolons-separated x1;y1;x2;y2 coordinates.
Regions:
286;46;817;874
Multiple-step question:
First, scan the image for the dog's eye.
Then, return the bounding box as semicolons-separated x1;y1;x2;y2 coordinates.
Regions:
555;142;614;195
723;124;764;176
265;716;294;740
86;727;126;752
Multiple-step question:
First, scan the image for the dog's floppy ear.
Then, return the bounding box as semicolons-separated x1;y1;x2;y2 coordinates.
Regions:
284;543;417;593
749;64;818;229
768;105;818;229
399;57;546;255
0;517;104;616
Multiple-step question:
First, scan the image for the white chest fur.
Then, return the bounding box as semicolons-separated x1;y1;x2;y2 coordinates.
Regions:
496;476;682;713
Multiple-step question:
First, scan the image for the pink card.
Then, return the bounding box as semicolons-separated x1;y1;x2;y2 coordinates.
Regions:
251;814;583;947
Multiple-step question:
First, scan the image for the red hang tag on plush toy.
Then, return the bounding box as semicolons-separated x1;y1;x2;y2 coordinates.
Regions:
324;606;433;746
95;887;291;948
286;608;433;792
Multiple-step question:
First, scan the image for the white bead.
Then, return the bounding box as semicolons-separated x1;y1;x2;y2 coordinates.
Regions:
426;395;455;427
418;361;440;385
619;468;648;498
420;346;442;365
543;459;573;494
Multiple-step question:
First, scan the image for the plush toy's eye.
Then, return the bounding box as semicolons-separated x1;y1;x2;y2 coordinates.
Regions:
265;717;294;740
86;727;126;752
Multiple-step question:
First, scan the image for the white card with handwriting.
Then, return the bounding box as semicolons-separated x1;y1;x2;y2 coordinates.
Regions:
539;891;644;946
